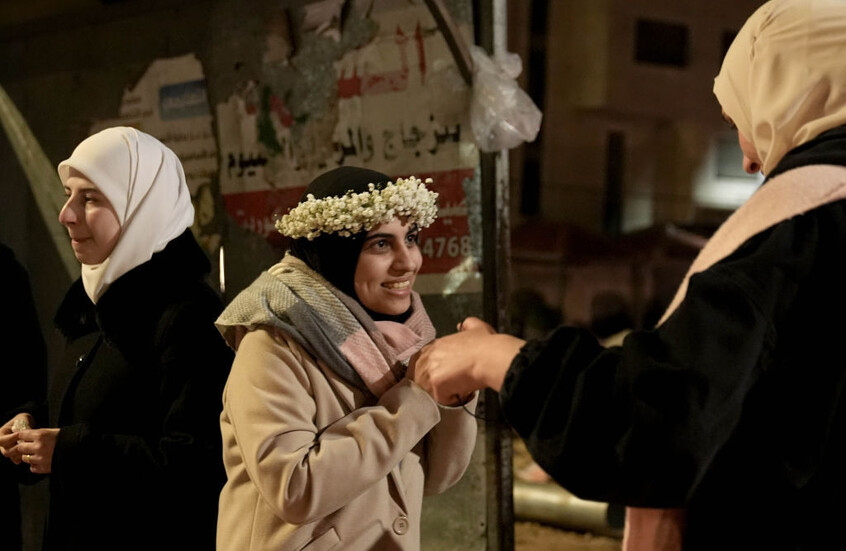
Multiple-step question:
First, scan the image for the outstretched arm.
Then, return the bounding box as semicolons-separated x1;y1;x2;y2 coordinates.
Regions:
411;316;525;401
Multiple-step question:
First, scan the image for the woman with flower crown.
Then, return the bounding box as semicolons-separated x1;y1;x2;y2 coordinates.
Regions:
215;166;477;551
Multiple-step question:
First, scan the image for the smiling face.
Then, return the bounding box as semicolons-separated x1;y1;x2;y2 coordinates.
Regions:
59;168;121;265
354;218;422;315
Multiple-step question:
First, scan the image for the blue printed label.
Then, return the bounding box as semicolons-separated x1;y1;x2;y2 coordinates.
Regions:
159;80;210;121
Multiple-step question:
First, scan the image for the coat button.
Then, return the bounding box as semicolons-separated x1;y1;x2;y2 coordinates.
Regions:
76;354;86;367
392;515;409;535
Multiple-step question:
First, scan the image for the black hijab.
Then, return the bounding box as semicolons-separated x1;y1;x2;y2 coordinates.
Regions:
288;166;392;300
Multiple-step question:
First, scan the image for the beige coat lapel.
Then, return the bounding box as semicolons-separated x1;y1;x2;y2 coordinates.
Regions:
316;358;412;514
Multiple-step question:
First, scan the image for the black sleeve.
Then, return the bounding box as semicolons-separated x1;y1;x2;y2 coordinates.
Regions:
49;289;232;547
0;244;47;422
499;205;830;507
52;292;233;490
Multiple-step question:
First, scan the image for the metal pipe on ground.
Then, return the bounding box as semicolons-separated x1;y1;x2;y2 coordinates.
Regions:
513;481;624;539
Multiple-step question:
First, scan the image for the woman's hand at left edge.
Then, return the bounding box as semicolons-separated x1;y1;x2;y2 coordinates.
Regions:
0;413;35;463
16;428;60;474
411;325;525;404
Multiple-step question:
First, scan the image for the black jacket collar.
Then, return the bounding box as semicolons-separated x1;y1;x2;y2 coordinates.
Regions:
767;124;846;180
55;230;211;341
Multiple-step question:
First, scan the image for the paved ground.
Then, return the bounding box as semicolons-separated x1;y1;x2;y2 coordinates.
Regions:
516;522;621;551
513;437;622;551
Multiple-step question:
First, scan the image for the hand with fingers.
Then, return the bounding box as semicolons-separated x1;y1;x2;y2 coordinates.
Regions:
410;316;525;404
15;427;60;474
456;316;497;334
0;413;34;464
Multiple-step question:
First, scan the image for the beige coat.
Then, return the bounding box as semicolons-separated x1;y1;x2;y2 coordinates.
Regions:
217;327;478;551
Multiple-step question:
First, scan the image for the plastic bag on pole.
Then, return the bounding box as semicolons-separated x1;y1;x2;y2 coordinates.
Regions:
469;45;543;152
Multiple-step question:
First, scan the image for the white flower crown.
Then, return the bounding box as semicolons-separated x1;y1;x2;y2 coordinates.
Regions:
276;176;439;240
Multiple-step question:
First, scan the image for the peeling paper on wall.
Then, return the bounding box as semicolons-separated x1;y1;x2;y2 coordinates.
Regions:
217;1;481;294
90;54;222;255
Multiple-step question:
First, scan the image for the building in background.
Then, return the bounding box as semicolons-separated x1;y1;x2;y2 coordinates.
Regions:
506;0;766;328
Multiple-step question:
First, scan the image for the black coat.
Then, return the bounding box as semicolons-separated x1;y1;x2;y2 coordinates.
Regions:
500;126;846;550
0;243;47;551
46;230;232;551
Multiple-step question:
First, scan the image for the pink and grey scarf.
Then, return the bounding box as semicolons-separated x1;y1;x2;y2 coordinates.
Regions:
215;253;435;397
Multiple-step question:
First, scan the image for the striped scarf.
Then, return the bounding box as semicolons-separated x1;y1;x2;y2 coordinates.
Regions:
216;253;435;397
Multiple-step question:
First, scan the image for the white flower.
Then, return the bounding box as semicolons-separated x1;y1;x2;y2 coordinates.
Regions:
275;175;439;240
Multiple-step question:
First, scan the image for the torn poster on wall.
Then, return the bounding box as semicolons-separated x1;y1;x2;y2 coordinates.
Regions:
217;0;479;294
90;54;223;258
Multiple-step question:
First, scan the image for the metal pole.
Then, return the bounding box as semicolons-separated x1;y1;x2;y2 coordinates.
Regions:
475;0;513;549
514;482;623;539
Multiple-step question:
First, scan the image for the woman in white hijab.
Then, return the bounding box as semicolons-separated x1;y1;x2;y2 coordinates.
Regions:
409;1;846;549
0;127;232;551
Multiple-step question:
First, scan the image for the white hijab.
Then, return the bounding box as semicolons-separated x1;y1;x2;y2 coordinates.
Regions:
713;0;846;176
57;127;195;303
